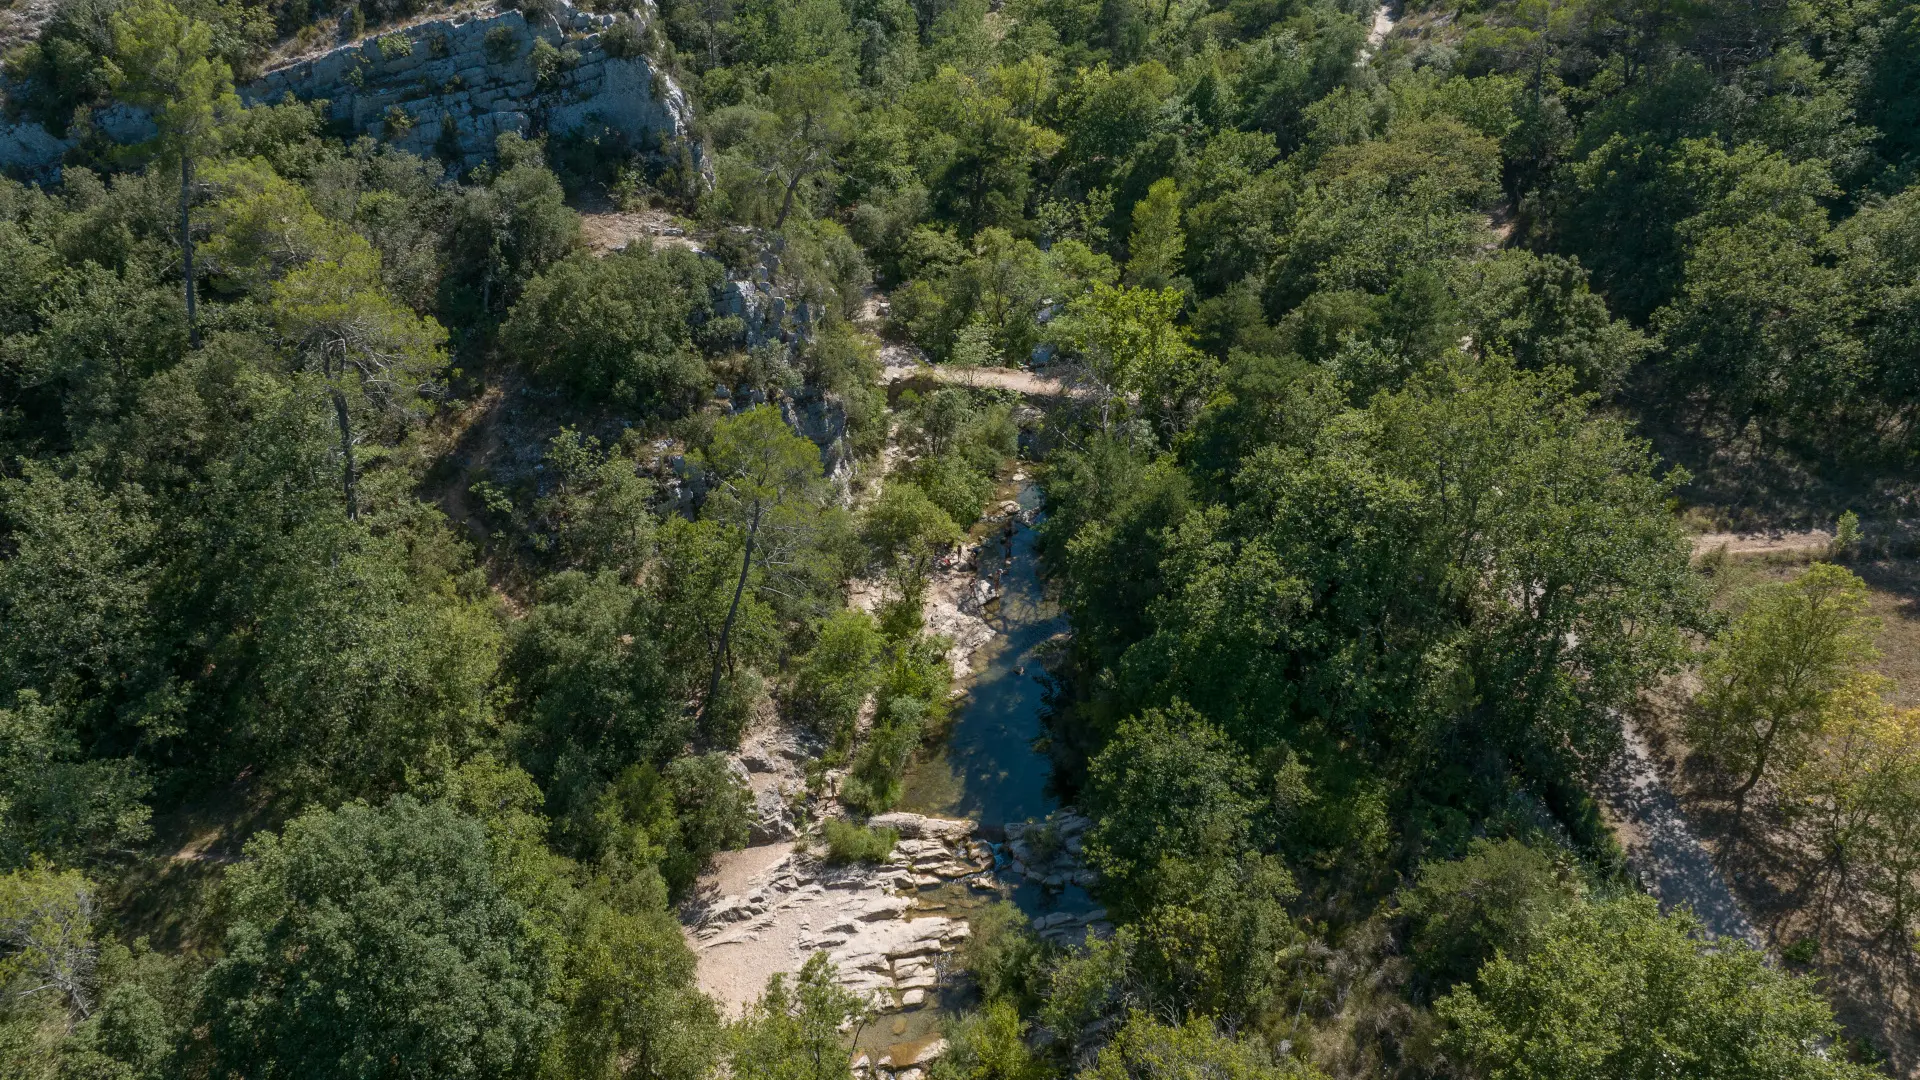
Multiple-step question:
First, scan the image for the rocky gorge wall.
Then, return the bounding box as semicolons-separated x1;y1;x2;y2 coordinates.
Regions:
248;0;692;166
0;0;692;175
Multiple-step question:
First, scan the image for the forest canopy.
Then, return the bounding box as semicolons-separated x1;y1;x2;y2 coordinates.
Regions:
2;0;1917;1072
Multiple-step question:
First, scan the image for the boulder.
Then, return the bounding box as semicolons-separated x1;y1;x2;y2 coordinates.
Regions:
869;812;975;841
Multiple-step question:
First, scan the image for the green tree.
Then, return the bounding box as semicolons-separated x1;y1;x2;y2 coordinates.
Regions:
1689;563;1879;825
0;865;99;1022
550;871;722;1080
1399;838;1580;989
729;953;866;1080
790;608;883;739
695;406;832;721
592;758;751;897
105;0;241;348
1125;177;1185;292
932;999;1042;1080
1052;282;1213;439
271;240;448;520
1436;895;1876;1080
447;135;581;314
1082;703;1260;910
531;429;657;575
196;798;558;1080
1454;250;1651;392
500;245;720;413
1081;1012;1320;1080
1127;356;1703;791
0;691;151;869
509;571;692;816
1783;677;1920;930
861;480;961;629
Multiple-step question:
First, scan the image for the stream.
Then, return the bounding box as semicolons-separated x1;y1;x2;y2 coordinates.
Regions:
897;482;1067;830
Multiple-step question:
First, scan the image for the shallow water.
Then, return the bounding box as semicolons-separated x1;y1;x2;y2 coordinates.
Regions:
859;481;1097;1051
897;482;1066;828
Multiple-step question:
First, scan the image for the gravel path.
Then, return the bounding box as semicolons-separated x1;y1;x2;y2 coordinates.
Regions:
1601;720;1760;944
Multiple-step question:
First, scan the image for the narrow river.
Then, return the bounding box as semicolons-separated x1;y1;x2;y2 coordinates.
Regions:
897;481;1066;830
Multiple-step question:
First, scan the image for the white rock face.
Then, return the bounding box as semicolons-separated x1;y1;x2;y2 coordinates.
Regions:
1;1;693;175
245;0;692;167
684;816;992;1018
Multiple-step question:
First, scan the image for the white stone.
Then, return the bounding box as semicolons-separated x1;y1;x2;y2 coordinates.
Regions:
898;1039;949;1066
869;813;976;841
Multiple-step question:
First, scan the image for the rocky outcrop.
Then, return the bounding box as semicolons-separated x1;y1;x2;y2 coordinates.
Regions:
687;808;1112;1037
246;1;691;166
734;720;809;844
716;244;817;349
1004;811;1096;885
0;0;691;176
686;815;995;1015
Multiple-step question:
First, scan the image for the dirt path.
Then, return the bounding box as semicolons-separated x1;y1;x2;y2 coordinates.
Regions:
1601;720;1760;944
895;364;1074;397
1690;529;1832;559
579;206;702;255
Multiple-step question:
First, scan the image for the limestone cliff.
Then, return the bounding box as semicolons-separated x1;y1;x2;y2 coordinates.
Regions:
247;1;692;166
0;0;692;175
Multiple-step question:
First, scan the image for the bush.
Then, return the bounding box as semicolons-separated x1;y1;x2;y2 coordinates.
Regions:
823;819;898;864
500;246;721;413
958;902;1045;1008
601;16;650;60
594;757;751;895
789;610;882;741
842;696;927;814
484;25;521;64
530;38;577;90
1400;837;1579;990
875;636;953;727
930;999;1043;1080
908;452;996;526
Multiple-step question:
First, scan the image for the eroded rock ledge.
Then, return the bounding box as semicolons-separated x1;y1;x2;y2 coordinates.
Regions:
685;809;1112;1036
246;0;691;167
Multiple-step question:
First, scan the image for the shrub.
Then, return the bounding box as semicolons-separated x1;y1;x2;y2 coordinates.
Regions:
1832;510;1862;559
909;452;996;525
789;610;882;741
601;16;649;60
500;246;721;412
1399;837;1580;989
958;902;1045;1008
842;696;926;814
823;819;898;864
484;24;521;64
376;32;412;59
530;38;577;90
875;636;953;727
382;104;414;139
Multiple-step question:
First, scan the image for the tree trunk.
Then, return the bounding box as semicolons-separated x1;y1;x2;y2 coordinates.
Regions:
1730;716;1780;831
775;167;809;230
704;501;760;719
331;380;359;522
180;153;199;348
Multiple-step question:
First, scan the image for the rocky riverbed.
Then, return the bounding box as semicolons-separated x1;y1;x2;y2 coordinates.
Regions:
685;810;1110;1022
